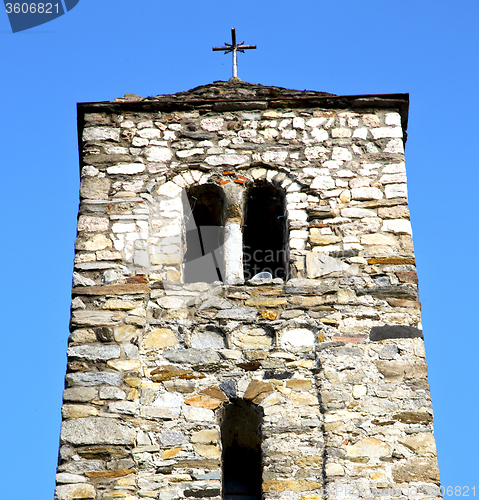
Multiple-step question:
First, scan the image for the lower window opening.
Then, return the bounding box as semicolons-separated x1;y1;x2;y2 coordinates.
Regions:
221;400;263;500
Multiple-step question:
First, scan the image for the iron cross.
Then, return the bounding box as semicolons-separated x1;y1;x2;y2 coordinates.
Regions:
212;28;256;80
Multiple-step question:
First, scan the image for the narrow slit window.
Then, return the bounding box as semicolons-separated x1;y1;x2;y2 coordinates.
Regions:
183;184;225;283
221;400;263;500
243;182;288;280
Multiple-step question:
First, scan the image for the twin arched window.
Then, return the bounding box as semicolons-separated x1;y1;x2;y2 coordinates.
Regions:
183;181;288;283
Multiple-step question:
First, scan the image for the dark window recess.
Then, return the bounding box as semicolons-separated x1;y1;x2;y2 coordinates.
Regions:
183;184;225;283
221;400;263;500
243;182;288;280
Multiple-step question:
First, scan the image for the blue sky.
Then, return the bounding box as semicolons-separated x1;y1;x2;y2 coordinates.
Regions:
0;0;477;496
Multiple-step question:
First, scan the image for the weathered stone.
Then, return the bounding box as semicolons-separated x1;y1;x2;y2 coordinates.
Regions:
243;380;274;400
107;359;141;371
80;177;110;200
144;328;178;349
399;433;437;456
54;484;96;500
346;438;390;458
72;283;150;296
280;328;315;351
184;394;222;410
306;253;349;278
215;307;257;320
163;349;220;365
190;330;225;349
62;405;99;418
392;458;440;484
373;360;428;382
309;234;341;246
66;372;122;387
393;412;433;424
114;325;137;342
370;325;423;341
61;417;136;445
199;385;228;401
367;257;415;265
150;365;192;382
193;444;221;459
75;234;112;252
159;431;188;447
63;387;97;402
86;468;135;479
191;429;220;444
67;345;120;361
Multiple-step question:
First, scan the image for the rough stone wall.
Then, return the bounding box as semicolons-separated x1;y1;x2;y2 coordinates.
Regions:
55;82;441;500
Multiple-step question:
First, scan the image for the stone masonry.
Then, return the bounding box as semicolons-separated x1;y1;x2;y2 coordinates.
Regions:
55;81;441;500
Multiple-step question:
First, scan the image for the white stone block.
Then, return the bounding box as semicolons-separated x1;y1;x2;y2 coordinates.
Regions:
341;208;376;218
138;128;162;139
331;128;352;138
332;147;352;161
205;154;248;166
107;163;145;175
310;128;328;142
311;176;335;190
382;162;406;174
385;112;401;126
385;183;408;198
379;173;407;184
305;145;328;160
261;151;288;163
293;117;305;129
145;146;173;162
382;219;412;234
112;222;136;233
176;148;204;158
370;127;403;139
281;328;315;350
353;127;368;140
351;187;383;200
307;117;327;128
157;181;182;198
384;138;404;154
83;127;120;142
201;118;224;131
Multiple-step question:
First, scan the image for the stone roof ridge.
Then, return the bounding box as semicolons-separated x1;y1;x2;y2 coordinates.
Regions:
113;81;336;103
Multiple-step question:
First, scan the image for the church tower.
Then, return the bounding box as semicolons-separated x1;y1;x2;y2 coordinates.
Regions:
55;80;441;500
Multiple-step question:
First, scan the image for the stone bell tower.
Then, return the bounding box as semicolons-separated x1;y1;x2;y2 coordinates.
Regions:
55;81;441;500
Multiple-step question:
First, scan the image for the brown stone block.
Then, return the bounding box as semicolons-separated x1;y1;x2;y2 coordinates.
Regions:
243;380;274;400
395;271;418;284
392;411;433;424
184;394;223;410
261;310;278;320
286;379;313;390
392;457;440;485
72;283;150;296
245;297;287;307
162;447;183;459
150;365;192;382
367;257;415;265
263;480;322;493
373;360;428;382
387;299;421;309
199;385;228;401
295;456;323;467
85;468;135;479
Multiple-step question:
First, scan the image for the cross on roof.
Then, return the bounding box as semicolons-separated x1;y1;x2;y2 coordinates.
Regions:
212;28;256;81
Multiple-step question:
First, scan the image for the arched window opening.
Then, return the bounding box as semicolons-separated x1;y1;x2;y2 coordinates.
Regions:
220;400;263;500
243;182;288;280
183;184;225;283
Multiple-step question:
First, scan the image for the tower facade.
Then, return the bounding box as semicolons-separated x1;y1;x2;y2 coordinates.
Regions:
55;82;441;500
